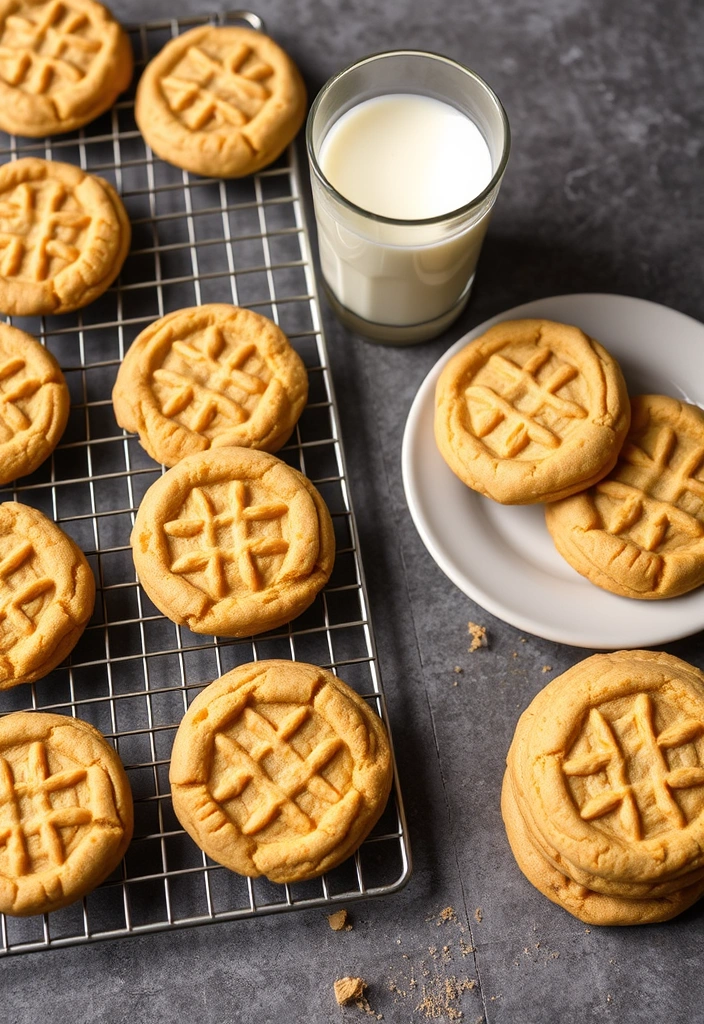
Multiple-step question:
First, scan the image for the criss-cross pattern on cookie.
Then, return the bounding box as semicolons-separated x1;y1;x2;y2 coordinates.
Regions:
466;346;588;458
562;694;704;841
0;352;43;442
0;739;92;874
0;1;102;96
153;324;267;435
0;539;54;646
0;178;90;281
596;423;704;552
163;481;289;600
160;43;273;131
210;693;347;838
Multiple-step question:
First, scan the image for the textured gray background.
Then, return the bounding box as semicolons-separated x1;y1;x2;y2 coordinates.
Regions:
5;0;704;1021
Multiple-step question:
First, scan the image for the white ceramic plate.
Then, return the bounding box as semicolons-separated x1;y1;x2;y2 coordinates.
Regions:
402;293;704;649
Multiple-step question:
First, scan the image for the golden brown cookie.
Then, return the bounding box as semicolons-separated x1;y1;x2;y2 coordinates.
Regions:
112;304;308;467
501;769;704;926
131;447;335;637
0;0;133;137
434;319;630;504
546;395;704;599
0;157;131;316
509;651;704;892
134;25;306;178
0;502;95;688
169;660;392;884
0;711;133;916
0;321;69;485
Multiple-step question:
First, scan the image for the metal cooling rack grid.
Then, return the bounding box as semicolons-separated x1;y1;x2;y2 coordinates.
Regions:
0;10;411;955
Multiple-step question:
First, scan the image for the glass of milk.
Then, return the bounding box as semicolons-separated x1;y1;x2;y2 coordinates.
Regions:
306;51;510;344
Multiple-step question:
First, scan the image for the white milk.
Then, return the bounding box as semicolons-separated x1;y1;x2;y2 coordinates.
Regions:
314;93;495;330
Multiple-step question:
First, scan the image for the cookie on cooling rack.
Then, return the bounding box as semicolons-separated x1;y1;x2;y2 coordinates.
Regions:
131;447;335;637
502;650;704;925
0;502;95;689
112;304;309;467
0;0;133;138
170;660;392;884
0;321;69;485
434;319;630;504
0;711;133;916
134;25;307;178
546;394;704;599
0;157;131;316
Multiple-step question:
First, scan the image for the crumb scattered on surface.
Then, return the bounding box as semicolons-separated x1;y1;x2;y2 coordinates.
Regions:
438;906;458;926
541;665;552;673
474;908;483;923
467;622;487;652
454;666;463;674
334;977;382;1019
511;651;518;659
519;637;527;643
335;977;366;1005
585;928;591;934
417;976;477;1019
459;940;475;956
328;908;352;931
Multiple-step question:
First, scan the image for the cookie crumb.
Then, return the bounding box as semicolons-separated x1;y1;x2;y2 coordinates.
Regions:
541;665;552;673
438;906;458;925
453;666;463;674
467;622;487;652
335;977;366;1005
511;651;518;659
474;908;483;923
459;940;475;956
328;908;351;931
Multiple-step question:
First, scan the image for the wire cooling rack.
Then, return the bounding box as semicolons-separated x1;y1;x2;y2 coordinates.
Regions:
0;9;410;955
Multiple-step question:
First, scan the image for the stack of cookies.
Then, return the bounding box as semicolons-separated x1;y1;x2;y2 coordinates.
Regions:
435;318;704;601
503;650;704;925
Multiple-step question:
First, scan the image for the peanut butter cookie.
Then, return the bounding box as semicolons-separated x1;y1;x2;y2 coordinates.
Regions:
135;25;306;178
131;447;335;637
0;321;69;485
434;319;630;504
0;711;133;916
0;501;95;688
0;157;131;315
503;651;704;925
113;304;308;467
170;660;392;884
0;0;133;138
546;395;704;599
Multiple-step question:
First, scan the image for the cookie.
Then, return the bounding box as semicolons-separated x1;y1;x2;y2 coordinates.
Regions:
0;502;95;688
131;447;335;637
434;319;630;504
0;0;133;138
501;769;704;926
0;711;132;916
509;651;704;891
170;660;392;884
113;304;309;467
0;157;131;316
546;395;704;599
0;321;69;485
134;25;306;178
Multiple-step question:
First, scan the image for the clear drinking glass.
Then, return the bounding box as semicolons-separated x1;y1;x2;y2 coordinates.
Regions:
306;50;510;344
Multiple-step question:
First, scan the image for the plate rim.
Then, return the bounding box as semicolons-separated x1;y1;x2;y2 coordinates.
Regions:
401;292;704;649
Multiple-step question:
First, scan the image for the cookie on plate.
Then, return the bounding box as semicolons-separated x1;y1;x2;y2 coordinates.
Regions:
0;711;133;916
0;321;69;485
546;395;704;599
112;304;308;467
131;447;335;637
434;319;630;504
134;25;306;178
0;0;133;138
0;157;131;316
0;502;95;688
170;660;392;884
502;651;704;924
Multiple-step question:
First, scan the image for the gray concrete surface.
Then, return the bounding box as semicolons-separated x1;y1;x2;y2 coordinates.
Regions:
3;0;704;1021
